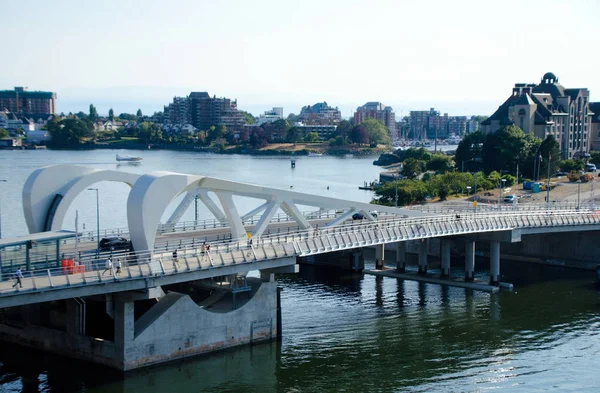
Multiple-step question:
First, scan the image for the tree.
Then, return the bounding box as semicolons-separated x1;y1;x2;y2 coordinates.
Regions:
287;113;298;123
286;127;304;143
240;111;256;125
108;108;114;121
360;118;391;145
137;122;162;144
455;130;485;172
272;119;290;141
481;125;541;178
335;120;352;142
350;125;368;144
304;132;320;143
426;154;454;173
402;158;425;179
374;179;429;206
46;117;94;147
89;104;99;122
0;128;8;138
136;109;143;117
559;159;584;172
538;135;561;176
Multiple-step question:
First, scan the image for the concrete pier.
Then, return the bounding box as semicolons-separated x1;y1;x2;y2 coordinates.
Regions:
441;239;451;277
375;244;385;270
395;242;406;273
418;240;428;274
490;240;500;286
465;240;475;281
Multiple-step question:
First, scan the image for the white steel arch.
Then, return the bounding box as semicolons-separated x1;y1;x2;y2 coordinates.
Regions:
23;165;140;233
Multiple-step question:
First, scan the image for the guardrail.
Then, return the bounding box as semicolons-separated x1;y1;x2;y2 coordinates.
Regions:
1;208;599;298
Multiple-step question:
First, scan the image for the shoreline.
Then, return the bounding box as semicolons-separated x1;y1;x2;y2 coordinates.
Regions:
9;142;390;157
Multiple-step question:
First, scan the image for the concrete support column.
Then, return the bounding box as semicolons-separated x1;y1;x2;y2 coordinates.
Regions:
441;239;451;277
66;299;82;335
260;271;275;282
465;240;475;281
418;239;428;275
375;244;385;270
395;242;406;273
489;240;500;286
114;299;134;351
352;251;364;272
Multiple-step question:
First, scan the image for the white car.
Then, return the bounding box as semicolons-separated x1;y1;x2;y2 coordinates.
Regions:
503;195;518;203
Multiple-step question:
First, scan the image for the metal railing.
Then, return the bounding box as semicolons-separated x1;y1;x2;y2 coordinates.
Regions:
1;208;599;298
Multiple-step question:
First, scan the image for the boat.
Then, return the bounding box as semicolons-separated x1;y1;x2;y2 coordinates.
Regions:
116;154;143;162
308;152;323;157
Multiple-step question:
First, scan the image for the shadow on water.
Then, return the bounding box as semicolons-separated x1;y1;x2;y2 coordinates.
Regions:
0;340;282;393
0;261;599;392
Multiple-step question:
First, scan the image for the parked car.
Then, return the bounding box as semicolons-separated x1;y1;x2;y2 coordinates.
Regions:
553;171;567;177
503;195;518;203
584;163;596;172
352;211;378;220
100;236;131;251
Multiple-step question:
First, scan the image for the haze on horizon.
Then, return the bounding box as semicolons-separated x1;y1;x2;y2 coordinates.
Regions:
2;0;599;118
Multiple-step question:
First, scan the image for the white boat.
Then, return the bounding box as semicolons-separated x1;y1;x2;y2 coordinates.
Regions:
116;154;143;162
308;152;323;157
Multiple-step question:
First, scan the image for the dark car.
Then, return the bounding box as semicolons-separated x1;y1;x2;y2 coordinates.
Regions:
100;237;131;251
352;211;378;220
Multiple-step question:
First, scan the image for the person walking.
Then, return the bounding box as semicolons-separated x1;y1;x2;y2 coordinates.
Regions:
172;249;179;264
115;258;122;276
12;268;24;289
200;242;207;261
103;257;113;276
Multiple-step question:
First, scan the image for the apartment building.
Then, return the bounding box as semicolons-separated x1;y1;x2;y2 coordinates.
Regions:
0;87;56;116
298;102;341;125
354;102;396;139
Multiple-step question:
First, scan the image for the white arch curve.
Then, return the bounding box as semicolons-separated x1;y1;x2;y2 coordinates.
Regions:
23;165;140;233
49;170;140;231
127;172;203;253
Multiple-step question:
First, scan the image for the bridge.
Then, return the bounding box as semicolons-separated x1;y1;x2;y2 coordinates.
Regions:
1;165;599;371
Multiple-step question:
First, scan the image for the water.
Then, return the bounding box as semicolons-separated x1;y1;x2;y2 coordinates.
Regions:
0;149;599;393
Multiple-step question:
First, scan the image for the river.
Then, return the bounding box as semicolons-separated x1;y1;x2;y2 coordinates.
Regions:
0;149;599;393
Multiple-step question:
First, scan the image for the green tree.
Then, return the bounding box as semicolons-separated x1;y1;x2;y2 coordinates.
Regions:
136;109;143;117
137;122;162;144
335;120;352;142
360;118;391;145
108;108;114;121
374;179;429;206
240;110;256;124
402;157;426;179
481;125;541;178
285;126;304;143
559;159;584;172
304;131;320;143
287;113;298;123
538;135;561;176
426;154;454;173
89;104;99;122
455;130;485;172
0;128;8;138
272;119;290;140
46;117;94;147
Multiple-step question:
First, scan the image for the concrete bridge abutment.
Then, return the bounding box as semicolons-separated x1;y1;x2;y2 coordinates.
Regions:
0;277;280;371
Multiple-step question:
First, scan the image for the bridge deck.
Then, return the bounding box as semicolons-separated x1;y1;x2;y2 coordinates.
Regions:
1;209;599;308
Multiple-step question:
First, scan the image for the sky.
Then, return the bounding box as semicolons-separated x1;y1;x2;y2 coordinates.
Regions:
2;0;600;118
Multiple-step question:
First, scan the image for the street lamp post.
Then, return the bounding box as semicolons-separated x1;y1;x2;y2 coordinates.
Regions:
577;181;581;210
88;188;100;250
0;180;6;239
497;178;506;206
394;180;399;208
